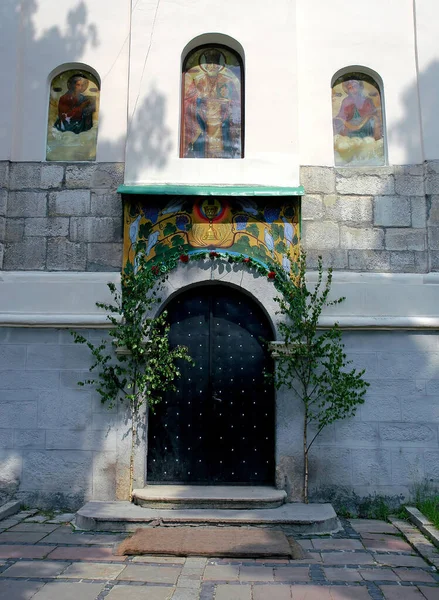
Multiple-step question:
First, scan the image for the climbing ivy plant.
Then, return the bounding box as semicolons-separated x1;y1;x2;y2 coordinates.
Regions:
268;251;369;503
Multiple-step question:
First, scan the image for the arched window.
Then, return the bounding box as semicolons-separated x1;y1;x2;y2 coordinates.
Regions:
46;68;100;161
332;71;385;166
181;45;243;159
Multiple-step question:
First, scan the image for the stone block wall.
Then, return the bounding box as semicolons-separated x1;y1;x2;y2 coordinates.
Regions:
301;163;438;273
1;162;124;271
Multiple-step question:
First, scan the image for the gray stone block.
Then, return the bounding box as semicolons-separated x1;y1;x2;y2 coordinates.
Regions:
0;242;3;268
373;196;411;227
325;195;373;223
385;229;426;251
14;429;46;449
375;351;439;379
90;192;123;217
426;160;439;174
303;249;348;269
0;161;10;186
4;328;60;344
411;197;427;228
5;218;24;242
394;165;424;176
60;370;94;389
21;450;93;493
26;344;92;370
37;389;92;430
430;251;439;271
395;176;424;196
424;451;439;479
0;216;5;240
348;249;391;271
24;217;69;237
426;379;439;394
0;371;60;390
46;238;86;271
0;429;14;448
7;191;47;217
92;163;125;189
301;195;324;220
45;429;116;451
390;251;416;272
65;164;96;188
391;450;425;485
91;412;119;430
0;345;26;369
301;166;335;194
0;400;37;428
40;164;64;189
70;217;122;243
425;174;439;194
335;422;379;445
401;396;439;422
351;449;391;485
340;226;384;250
0;189;7;216
336;174;395;196
428;196;439;226
380;423;437;444
4;238;46;270
308;448;352;486
302;221;339;249
415;251;428;272
429;226;439;249
87;242;122;271
9;162;41;189
93;452;117;500
361;394;401;422
48;189;90;216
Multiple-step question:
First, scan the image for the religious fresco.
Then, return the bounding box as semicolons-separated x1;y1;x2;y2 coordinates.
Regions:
332;74;384;166
181;46;242;159
124;197;300;276
46;70;100;161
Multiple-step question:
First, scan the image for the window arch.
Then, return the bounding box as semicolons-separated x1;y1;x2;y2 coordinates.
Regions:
181;44;243;159
46;68;100;161
332;70;385;166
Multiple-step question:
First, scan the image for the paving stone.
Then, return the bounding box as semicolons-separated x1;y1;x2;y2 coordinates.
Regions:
0;519;21;528
0;545;53;559
239;566;274;581
0;531;49;543
31;582;104;600
380;586;425;599
253;585;292;600
323;567;362;581
42;528;123;545
417;587;439;600
184;557;207;568
359;568;399;581
290;585;370;599
215;585;252;600
132;555;185;564
176;575;201;589
312;539;364;550
171;589;200;600
297;540;313;550
273;566;310;582
373;554;429;568
349;520;397;534
0;560;70;578
117;565;181;584
9;523;60;533
203;565;240;580
0;580;45;600
394;569;437;582
61;562;125;579
106;586;174;600
47;546;125;561
321;552;376;565
362;537;413;552
46;513;75;524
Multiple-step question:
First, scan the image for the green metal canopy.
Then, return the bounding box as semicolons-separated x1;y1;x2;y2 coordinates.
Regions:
117;184;304;196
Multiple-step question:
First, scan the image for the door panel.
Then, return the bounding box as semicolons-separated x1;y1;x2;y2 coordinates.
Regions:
147;285;274;484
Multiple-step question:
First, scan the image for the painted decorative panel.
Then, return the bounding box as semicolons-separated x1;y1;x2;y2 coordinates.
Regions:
332;74;384;166
124;197;300;275
181;46;242;159
46;70;100;161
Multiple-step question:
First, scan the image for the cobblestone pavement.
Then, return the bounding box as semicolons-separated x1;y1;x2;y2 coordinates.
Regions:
0;511;438;599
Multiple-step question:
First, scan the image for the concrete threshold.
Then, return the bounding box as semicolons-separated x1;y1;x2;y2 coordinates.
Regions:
132;485;287;509
75;501;341;535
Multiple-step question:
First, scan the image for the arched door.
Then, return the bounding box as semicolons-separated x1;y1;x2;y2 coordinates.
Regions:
147;285;275;484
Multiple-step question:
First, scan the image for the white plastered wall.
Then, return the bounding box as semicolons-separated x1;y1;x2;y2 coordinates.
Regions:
296;0;423;166
2;0;131;163
124;0;300;187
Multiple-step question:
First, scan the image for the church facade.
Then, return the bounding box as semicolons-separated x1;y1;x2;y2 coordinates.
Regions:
0;0;438;509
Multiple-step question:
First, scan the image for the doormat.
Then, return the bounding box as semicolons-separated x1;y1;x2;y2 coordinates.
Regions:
115;527;302;558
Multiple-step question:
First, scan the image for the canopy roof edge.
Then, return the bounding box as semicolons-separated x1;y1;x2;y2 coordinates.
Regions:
117;184;304;196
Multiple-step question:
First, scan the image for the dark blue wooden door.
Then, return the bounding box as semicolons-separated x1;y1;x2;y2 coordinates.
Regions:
147;285;275;484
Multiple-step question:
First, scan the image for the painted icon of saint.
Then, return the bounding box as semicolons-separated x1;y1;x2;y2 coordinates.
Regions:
54;75;96;135
182;47;242;159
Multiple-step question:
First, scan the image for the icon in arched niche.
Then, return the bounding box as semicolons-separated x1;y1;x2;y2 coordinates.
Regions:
332;73;384;166
181;46;242;159
123;197;300;276
46;69;100;161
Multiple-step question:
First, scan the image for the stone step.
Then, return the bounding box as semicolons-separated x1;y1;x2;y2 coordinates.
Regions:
132;485;287;509
75;501;340;535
